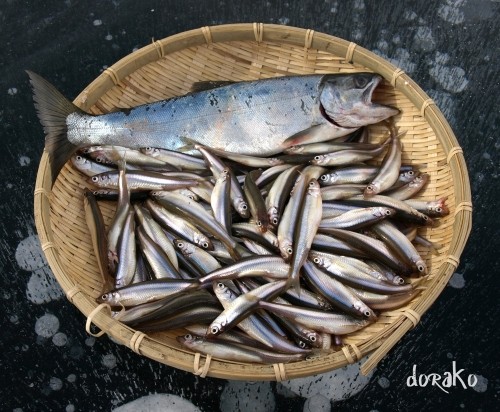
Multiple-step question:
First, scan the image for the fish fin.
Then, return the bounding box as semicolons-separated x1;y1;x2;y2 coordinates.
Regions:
176;137;199;153
285;268;302;296
189;81;235;93
26;70;84;182
281;124;343;149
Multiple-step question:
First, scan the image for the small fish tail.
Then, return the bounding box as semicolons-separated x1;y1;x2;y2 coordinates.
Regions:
26;70;82;182
285;268;302;296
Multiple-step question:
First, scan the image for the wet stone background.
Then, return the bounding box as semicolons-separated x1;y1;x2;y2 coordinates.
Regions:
1;0;499;411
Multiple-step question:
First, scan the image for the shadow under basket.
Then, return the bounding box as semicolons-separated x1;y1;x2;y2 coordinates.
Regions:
34;23;472;381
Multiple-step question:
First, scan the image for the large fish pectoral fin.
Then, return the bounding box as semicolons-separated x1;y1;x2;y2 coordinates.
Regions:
27;70;84;184
281;124;353;149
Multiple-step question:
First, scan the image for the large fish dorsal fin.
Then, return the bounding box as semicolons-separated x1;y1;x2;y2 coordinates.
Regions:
189;81;235;93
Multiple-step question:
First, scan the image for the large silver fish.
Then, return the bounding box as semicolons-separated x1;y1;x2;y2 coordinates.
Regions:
27;71;398;180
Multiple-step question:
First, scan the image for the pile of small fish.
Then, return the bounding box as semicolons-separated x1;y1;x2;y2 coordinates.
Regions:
75;125;448;364
28;70;448;364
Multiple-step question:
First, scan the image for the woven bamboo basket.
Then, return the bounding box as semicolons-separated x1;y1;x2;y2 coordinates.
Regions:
34;23;472;380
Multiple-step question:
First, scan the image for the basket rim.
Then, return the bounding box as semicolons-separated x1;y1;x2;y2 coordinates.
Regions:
33;22;473;381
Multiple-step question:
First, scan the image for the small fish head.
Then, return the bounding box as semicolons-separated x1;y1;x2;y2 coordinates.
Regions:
234;197;250;218
374;207;395;218
267;207;279;228
430;197;449;217
311;154;327;166
141;147;158;156
306;331;323;348
399;170;418;183
356;302;378;321
309;252;327;268
96;290;120;305
71;154;89;169
177;333;202;346
213;281;235;301
364;182;380;197
306;179;321;196
174;239;194;256
320;73;399;128
89;174;110;187
414;258;428;276
319;173;335;185
193;233;213;250
279;239;293;261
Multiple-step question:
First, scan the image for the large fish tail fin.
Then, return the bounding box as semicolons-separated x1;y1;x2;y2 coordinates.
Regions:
26;70;82;182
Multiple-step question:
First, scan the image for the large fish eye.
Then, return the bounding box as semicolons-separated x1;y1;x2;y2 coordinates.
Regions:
241;204;248;210
354;75;370;89
91;176;99;182
320;175;328;181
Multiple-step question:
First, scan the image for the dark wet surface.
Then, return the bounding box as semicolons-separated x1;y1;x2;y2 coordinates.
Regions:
1;1;498;411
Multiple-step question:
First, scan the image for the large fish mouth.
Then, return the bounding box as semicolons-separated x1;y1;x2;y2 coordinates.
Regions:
362;74;382;104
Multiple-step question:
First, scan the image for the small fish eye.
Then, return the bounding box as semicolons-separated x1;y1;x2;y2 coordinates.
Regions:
211;326;219;334
310;335;317;342
101;294;108;300
92;176;98;182
202;242;209;249
436;207;442;213
364;311;372;317
241;204;248;210
309;181;315;187
76;155;82;160
272;218;278;225
286;247;293;254
423;215;429;220
320;175;328;181
257;221;262;226
385;210;392;215
176;242;183;248
313;257;320;264
314;155;321;161
299;341;306;348
217;283;224;288
418;265;425;272
185;333;192;340
408;171;415;176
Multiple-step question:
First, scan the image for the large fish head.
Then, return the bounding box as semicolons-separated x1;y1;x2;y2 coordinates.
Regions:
319;73;399;128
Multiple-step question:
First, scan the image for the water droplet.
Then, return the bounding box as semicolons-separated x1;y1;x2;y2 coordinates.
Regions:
52;332;68;347
35;313;60;338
